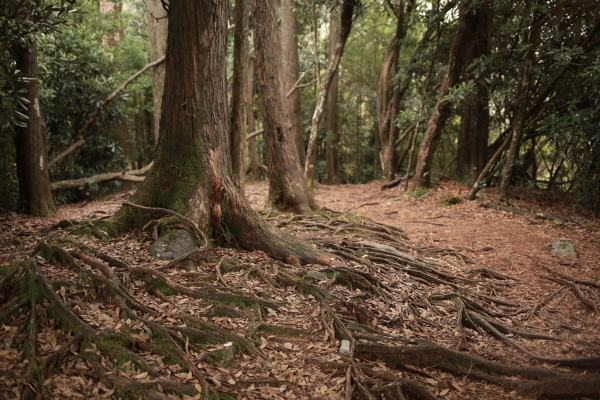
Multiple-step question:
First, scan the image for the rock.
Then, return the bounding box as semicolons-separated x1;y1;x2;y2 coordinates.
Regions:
339;340;350;355
550;238;577;258
307;271;329;281
149;229;197;260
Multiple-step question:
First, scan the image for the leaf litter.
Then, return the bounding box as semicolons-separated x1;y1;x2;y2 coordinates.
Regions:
0;181;599;399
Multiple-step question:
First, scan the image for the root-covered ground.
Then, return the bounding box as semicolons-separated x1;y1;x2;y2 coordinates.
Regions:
1;181;599;399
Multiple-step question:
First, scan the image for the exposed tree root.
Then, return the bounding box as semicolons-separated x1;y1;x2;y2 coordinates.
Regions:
1;209;599;399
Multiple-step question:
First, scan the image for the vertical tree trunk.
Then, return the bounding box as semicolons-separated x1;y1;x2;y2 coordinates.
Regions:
121;0;328;265
325;10;341;185
13;44;57;217
147;0;167;144
253;0;319;213
280;0;305;165
230;0;250;190
499;8;542;199
247;57;262;182
305;0;355;187
410;2;471;190
377;1;407;182
455;1;492;182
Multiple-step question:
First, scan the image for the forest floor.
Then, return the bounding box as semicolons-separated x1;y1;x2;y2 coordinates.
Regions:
0;179;599;399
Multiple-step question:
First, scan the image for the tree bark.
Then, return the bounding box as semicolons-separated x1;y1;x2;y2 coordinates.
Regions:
325;9;341;185
230;0;250;190
118;0;328;265
499;7;542;199
147;0;167;144
246;57;262;182
253;0;319;213
455;1;492;182
280;0;305;165
305;0;355;187
377;0;408;182
13;43;57;216
410;1;471;190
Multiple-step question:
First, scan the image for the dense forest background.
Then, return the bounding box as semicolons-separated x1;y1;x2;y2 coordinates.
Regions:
1;0;599;214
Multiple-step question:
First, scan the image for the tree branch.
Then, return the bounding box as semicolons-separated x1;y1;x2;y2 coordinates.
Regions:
48;56;166;169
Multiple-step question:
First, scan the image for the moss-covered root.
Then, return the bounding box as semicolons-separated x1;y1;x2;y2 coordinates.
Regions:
355;341;600;397
12;255;212;399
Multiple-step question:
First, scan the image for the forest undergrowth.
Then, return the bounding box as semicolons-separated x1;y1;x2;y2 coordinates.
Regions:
1;185;600;400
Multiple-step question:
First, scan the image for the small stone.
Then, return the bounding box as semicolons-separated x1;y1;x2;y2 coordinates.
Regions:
339;340;350;355
550;238;577;258
149;230;197;260
307;271;329;281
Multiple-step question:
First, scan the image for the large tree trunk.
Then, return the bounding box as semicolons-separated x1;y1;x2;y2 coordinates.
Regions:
280;0;305;165
247;57;262;182
325;9;341;185
456;1;492;182
410;1;471;190
119;0;328;265
305;0;355;187
13;43;57;217
230;0;250;189
253;0;319;213
146;0;167;144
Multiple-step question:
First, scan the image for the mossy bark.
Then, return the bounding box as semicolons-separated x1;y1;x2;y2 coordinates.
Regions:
115;0;329;265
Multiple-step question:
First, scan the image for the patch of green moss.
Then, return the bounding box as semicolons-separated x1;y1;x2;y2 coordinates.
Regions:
150;280;180;296
405;186;429;198
149;331;183;368
205;348;236;368
257;324;305;338
437;193;462;207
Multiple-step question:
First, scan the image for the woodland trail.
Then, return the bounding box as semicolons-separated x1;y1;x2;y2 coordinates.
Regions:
0;180;599;399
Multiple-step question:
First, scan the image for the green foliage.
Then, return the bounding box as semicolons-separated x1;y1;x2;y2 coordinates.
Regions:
0;0;76;130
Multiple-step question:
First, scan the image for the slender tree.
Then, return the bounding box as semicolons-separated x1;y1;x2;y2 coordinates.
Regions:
146;0;167;143
118;0;328;264
246;57;262;181
325;7;341;184
410;1;471;190
230;0;250;189
377;0;408;181
253;0;319;213
13;43;57;216
280;0;305;165
499;5;543;199
305;0;355;187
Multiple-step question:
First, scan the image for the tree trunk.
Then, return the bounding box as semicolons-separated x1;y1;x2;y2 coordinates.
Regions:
252;0;319;213
377;1;408;182
13;43;57;217
119;0;328;265
280;0;305;165
247;57;262;182
410;1;471;190
455;1;492;182
146;0;167;144
305;0;355;187
499;8;542;200
325;9;341;185
230;0;250;190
